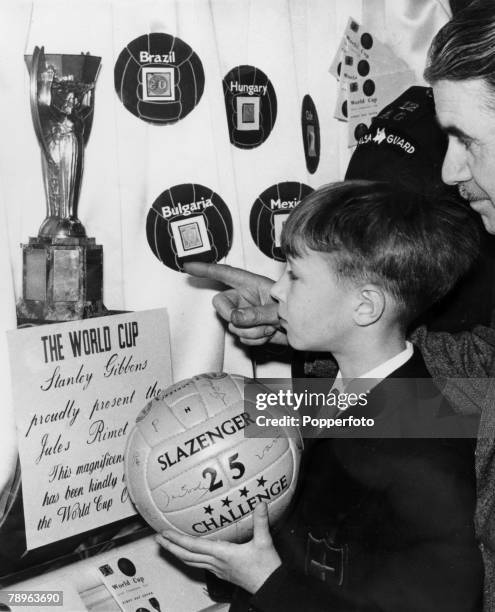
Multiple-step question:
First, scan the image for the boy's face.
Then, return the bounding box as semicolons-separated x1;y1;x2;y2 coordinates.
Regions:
270;250;356;352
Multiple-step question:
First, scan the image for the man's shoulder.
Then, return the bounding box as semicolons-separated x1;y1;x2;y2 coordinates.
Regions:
365;348;475;437
367;347;439;408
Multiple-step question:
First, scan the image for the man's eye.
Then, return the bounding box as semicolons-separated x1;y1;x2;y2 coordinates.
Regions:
459;136;473;150
288;271;298;281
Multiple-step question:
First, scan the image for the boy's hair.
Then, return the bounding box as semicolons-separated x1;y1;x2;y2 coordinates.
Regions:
281;180;480;324
424;0;495;105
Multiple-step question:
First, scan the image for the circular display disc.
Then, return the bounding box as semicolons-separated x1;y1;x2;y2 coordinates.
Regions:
146;184;233;271
114;32;205;125
301;95;320;174
249;182;313;261
223;65;277;149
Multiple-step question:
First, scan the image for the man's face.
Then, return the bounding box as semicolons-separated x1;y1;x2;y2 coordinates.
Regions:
270;250;355;352
433;78;495;234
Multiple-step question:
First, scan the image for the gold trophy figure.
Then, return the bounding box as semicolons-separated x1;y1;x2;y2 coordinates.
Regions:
18;46;104;322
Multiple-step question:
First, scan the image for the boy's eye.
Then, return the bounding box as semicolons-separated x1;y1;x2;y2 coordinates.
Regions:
288;270;298;281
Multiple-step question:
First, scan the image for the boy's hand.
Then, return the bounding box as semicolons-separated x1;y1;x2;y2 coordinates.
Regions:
183;262;287;346
156;503;282;594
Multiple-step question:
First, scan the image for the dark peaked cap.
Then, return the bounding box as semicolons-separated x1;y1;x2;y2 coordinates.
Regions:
345;86;458;201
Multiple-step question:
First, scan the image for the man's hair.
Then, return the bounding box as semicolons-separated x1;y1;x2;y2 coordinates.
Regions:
281;180;479;324
424;0;495;97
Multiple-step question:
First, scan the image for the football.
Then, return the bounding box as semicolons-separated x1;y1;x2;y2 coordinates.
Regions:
124;372;302;542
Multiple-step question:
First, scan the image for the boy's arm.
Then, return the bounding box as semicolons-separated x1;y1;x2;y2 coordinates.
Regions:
158;439;481;612
411;324;495;414
183;262;286;346
156;503;283;595
246;565;382;612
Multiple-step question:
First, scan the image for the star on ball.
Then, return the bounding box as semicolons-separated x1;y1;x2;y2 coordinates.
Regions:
221;497;232;507
257;476;267;487
203;505;213;515
239;487;249;497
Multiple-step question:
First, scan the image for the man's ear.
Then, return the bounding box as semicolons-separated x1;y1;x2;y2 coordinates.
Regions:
352;284;385;326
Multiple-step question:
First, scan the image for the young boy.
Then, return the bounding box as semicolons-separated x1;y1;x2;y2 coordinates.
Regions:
158;180;483;611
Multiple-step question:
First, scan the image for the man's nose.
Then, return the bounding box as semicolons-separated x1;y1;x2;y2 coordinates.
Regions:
442;139;472;185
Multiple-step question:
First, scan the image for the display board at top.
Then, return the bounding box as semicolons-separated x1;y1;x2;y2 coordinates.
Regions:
329;18;415;146
114;33;205;125
223;65;277;149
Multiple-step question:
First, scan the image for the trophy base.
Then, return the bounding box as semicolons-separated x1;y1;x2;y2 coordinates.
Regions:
17;236;104;323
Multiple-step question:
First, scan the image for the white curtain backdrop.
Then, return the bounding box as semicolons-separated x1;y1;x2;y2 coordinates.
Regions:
0;0;451;498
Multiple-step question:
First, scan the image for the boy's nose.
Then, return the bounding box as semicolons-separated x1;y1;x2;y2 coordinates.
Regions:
270;275;285;303
442;139;472;185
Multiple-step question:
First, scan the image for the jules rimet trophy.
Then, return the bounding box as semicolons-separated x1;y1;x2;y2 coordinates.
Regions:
18;46;103;322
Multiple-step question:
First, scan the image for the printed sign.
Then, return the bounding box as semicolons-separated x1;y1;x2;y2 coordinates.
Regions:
7;309;172;549
329;18;416;145
98;554;162;612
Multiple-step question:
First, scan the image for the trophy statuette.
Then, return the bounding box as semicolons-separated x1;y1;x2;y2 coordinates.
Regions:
18;46;103;322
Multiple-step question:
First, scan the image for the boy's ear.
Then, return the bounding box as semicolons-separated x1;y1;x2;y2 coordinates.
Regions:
353;285;385;326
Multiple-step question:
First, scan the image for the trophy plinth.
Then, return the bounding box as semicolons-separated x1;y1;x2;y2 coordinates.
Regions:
18;236;103;322
18;46;103;324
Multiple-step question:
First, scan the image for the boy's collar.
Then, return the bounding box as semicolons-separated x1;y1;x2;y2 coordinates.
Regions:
334;341;414;394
